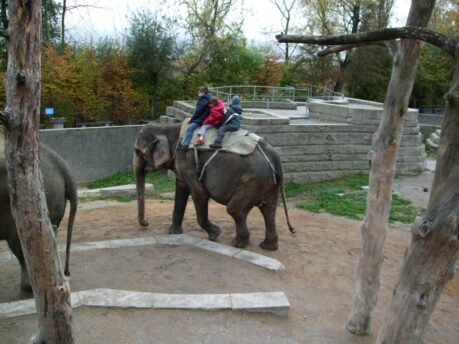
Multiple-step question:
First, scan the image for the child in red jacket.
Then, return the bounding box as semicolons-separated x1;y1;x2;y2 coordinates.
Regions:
195;97;225;145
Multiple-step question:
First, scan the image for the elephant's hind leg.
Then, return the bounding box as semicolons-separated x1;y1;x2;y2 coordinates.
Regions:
226;196;253;249
258;194;279;250
8;238;32;292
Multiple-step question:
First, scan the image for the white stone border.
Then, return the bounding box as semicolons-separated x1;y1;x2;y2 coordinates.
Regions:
0;289;290;318
0;234;285;272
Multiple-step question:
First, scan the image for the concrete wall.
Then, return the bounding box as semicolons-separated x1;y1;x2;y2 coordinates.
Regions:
40;125;144;184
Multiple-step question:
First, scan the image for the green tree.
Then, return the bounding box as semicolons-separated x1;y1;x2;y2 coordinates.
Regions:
42;0;62;44
178;0;244;91
201;33;264;86
411;0;457;107
126;9;177;118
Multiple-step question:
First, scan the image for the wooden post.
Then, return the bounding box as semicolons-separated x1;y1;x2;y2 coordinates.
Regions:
2;1;74;342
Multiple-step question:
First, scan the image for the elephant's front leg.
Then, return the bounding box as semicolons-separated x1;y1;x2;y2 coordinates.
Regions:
191;190;221;241
168;180;190;234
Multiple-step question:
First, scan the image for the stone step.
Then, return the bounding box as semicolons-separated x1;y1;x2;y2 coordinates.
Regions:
427;138;439;148
166;106;191;121
159;115;180;124
79;184;154;198
173;101;195;114
431;132;440;144
280;153;426;164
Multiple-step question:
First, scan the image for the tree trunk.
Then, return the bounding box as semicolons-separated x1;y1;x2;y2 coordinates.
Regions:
376;44;459;344
346;0;435;335
4;1;74;343
60;0;67;51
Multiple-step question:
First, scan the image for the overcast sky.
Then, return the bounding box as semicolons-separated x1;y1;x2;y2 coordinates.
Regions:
66;0;412;44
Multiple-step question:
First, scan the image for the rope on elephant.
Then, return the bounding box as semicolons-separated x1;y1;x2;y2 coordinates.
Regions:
194;146;199;173
198;150;220;181
257;144;278;185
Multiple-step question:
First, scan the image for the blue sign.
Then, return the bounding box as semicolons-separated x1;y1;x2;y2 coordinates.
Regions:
44;107;54;116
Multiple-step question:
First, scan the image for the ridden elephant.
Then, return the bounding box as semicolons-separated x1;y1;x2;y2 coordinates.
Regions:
0;132;77;291
133;123;294;250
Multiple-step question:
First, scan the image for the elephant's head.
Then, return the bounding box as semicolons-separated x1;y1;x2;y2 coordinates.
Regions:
133;125;174;227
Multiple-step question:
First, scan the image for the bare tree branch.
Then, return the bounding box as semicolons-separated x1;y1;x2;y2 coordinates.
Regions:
276;27;457;57
317;42;387;57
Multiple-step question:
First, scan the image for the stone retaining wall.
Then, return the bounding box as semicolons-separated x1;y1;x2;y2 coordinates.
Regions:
40;125;143;184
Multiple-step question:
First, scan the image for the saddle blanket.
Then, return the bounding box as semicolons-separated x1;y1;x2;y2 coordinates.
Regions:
179;118;262;156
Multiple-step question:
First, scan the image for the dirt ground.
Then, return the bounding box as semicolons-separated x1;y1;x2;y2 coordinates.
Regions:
0;172;458;343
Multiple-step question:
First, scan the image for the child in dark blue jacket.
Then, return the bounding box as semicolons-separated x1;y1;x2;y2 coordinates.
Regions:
177;86;211;150
209;95;243;149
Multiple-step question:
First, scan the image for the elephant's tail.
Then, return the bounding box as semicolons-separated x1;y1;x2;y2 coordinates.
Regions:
278;174;295;233
64;170;78;277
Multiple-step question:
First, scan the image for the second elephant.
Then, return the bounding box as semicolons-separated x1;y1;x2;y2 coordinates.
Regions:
0;132;77;291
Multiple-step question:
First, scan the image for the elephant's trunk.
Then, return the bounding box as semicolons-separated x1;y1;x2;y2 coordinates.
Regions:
134;153;149;227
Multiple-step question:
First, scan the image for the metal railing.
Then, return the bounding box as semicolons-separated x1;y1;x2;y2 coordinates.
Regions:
209;85;344;103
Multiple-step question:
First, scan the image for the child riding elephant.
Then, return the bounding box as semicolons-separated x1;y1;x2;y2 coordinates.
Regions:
210;95;243;149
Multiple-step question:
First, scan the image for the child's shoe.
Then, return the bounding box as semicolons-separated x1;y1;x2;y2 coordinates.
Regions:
176;143;188;151
195;138;205;145
209;142;222;149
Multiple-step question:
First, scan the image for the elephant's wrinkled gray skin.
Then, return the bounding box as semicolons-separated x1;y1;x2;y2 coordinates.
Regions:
0;133;77;292
134;123;294;250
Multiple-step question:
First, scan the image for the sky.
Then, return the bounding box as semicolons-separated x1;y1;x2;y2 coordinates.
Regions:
66;0;412;44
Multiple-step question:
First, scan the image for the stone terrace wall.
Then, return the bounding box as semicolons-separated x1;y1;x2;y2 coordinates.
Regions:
40;125;143;184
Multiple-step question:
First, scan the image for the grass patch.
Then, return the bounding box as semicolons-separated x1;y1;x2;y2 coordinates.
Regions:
286;174;423;224
79;194;136;203
87;171;175;194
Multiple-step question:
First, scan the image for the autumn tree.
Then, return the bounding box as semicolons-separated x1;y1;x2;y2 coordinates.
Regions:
0;0;74;342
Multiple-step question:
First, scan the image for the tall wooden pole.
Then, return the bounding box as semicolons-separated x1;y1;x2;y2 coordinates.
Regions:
2;1;74;342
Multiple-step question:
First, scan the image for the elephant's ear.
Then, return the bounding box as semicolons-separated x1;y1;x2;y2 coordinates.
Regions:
153;135;170;168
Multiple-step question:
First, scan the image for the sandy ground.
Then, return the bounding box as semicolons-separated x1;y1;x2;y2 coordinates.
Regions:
0;172;458;343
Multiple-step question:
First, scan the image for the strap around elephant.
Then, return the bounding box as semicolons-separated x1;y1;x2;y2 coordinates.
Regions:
198;150;220;181
257;144;278;185
194;146;199;173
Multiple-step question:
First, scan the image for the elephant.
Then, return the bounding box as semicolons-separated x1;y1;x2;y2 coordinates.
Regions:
133;123;294;250
0;132;77;292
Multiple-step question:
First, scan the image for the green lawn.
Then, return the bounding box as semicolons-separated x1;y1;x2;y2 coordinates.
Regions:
87;171;175;194
285;174;424;224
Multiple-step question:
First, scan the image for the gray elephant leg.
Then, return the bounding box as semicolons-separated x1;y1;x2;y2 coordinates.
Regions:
8;238;32;292
258;196;279;250
191;190;221;241
226;199;252;248
168;180;189;234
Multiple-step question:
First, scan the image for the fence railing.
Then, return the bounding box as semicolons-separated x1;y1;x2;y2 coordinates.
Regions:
209;85;344;103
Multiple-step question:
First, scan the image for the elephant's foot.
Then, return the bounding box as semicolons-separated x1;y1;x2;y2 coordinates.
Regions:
259;239;278;250
168;224;184;235
206;226;222;241
138;218;149;227
20;271;32;293
232;236;249;248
